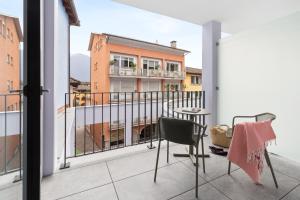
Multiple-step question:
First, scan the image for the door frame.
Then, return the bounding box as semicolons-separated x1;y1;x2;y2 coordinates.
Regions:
23;0;41;199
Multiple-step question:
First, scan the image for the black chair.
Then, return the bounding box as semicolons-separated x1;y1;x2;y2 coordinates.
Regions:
154;117;207;198
227;113;278;188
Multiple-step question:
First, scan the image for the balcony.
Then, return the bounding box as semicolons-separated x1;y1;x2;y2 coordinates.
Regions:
109;66;137;77
1;139;300;200
109;65;185;80
1;91;300;199
139;69;164;78
164;71;185;80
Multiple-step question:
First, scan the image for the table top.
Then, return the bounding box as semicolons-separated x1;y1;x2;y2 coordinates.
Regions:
173;107;210;116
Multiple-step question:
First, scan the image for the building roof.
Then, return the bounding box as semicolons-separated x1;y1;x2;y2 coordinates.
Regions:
186;67;202;75
0;12;23;42
77;84;91;91
62;0;80;26
88;33;190;56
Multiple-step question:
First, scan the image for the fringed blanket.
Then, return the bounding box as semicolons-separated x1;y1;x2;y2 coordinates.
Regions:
227;120;276;183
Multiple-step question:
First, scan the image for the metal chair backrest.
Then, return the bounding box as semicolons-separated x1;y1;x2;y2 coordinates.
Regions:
231;112;276;135
159;117;196;145
255;113;276;122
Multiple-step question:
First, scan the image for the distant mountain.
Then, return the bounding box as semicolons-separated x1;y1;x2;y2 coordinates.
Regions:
70;54;90;82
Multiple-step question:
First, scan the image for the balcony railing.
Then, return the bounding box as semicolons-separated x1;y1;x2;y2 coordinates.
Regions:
164;71;185;79
109;65;185;79
139;69;164;78
109;66;137;76
0;93;22;179
61;90;205;168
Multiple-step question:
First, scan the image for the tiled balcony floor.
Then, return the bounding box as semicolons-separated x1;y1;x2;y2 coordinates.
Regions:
0;139;300;200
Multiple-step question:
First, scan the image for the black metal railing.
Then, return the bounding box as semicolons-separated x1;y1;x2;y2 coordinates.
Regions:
0;93;22;179
61;90;205;168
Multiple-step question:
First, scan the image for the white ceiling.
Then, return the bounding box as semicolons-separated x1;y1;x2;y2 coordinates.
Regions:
113;0;300;33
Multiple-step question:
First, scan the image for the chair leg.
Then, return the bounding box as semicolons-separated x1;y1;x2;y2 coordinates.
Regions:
201;137;206;173
228;161;231;175
167;140;169;163
195;145;199;198
264;149;278;188
154;139;161;182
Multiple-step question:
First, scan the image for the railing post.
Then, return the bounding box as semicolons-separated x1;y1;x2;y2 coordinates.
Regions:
60;93;70;169
147;91;155;149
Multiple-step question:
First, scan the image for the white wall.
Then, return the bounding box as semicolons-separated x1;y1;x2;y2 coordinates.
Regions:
218;12;300;163
43;0;70;176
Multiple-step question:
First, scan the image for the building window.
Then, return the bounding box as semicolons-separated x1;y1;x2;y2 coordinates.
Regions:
191;76;201;85
7;80;13;91
6;54;10;64
166;62;180;72
111;79;136;92
94;62;98;71
142;58;160;71
7;28;10;39
94;82;98;90
10;32;13;42
2;21;6;38
0;20;2;35
111;54;136;68
6;54;13;65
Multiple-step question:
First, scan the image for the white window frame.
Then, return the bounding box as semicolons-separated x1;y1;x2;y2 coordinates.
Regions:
7;28;10;39
2;21;6;38
191;75;200;85
0;20;2;36
110;79;136;93
141;80;161;92
6;54;10;64
142;58;161;71
110;53;137;69
165;61;181;72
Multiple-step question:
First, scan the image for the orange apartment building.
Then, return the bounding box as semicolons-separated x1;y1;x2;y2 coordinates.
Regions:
89;33;190;103
0;13;22;111
87;33;189;150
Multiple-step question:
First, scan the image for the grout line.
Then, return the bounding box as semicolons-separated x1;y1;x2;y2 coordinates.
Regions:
178;159;236;200
278;183;300;200
105;161;120;200
167;181;208;200
113;160;181;183
273;168;300;182
55;182;113;200
0;181;21;192
55;142;177;174
179;158;240;183
206;181;233;200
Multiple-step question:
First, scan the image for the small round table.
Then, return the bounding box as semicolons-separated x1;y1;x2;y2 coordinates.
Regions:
173;107;211;164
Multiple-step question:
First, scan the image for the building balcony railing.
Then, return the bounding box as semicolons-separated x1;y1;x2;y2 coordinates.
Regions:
109;65;185;79
0;93;22;179
109;66;137;77
139;69;164;78
164;71;185;79
0;91;204;180
61;90;205;168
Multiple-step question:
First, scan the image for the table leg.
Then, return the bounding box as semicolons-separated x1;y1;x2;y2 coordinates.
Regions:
173;145;210;165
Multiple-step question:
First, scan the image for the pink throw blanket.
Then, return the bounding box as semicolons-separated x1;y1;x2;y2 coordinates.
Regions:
227;120;276;183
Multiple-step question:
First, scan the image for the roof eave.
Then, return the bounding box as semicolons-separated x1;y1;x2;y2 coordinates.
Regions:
63;0;80;26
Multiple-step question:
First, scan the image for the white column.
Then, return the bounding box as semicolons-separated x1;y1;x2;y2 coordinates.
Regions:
43;0;55;176
202;21;221;126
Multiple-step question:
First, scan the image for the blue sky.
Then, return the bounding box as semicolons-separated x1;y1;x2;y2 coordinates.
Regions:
0;0;229;68
71;0;204;67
